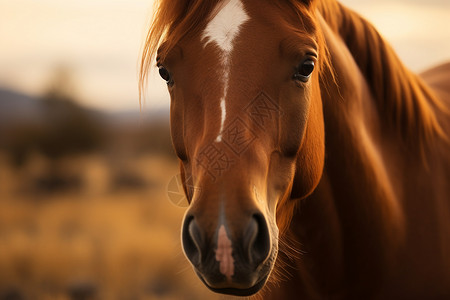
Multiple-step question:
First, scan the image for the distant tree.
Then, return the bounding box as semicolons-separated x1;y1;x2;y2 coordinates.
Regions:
38;66;105;158
4;66;105;165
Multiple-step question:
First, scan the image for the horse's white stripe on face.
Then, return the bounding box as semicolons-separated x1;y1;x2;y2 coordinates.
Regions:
201;0;250;142
202;0;250;53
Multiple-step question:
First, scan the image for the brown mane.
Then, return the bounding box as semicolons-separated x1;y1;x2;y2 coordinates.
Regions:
317;0;448;151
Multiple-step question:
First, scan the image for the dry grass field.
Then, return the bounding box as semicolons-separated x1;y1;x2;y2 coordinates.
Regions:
0;153;223;300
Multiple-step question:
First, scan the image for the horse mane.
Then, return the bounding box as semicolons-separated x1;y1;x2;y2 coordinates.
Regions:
317;0;448;152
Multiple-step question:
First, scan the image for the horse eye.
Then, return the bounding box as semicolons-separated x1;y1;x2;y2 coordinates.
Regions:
293;59;315;82
158;66;172;85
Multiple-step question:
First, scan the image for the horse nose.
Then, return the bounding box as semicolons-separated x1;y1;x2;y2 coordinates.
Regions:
182;215;204;266
244;213;271;266
181;212;271;278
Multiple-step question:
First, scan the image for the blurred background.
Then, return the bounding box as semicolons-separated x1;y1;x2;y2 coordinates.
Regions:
0;0;449;299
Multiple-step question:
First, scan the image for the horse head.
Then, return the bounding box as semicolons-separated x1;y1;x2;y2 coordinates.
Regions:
145;0;326;295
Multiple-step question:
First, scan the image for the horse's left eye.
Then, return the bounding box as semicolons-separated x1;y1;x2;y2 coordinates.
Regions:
158;66;173;85
293;59;315;82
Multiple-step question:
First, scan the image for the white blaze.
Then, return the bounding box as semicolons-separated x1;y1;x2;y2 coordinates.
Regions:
201;0;250;142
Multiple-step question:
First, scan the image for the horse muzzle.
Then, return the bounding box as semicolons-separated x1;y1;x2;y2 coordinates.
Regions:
181;211;275;296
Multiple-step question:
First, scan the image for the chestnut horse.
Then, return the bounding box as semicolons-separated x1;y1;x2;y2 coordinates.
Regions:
140;0;450;298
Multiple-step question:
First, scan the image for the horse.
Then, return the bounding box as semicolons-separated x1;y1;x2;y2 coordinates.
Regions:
140;0;450;298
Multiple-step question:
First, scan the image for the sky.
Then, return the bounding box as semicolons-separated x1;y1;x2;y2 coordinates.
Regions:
0;0;449;112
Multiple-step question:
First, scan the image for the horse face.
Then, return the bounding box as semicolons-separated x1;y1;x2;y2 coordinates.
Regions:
157;0;324;295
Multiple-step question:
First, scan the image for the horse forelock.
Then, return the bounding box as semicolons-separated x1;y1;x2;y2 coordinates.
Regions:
139;0;218;104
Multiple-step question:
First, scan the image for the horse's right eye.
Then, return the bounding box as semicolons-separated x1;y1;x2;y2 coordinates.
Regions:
293;59;315;83
158;66;172;85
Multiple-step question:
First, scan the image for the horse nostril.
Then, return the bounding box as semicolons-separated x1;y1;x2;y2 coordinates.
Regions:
245;213;271;265
182;215;203;265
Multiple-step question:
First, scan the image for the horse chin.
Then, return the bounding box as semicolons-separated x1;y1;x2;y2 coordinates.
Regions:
195;246;277;297
203;275;269;297
202;274;269;296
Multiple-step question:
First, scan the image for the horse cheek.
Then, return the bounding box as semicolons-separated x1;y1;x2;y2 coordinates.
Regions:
290;90;325;200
